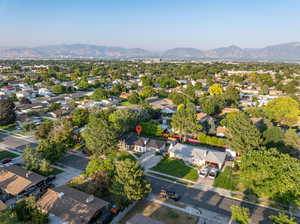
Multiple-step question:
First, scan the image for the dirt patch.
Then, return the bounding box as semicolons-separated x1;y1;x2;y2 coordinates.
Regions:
121;199;198;224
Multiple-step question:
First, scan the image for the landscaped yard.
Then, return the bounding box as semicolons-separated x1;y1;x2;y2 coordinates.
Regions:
0;150;18;160
151;158;199;181
120;199;198;224
0;123;16;131
213;166;239;191
34;167;63;177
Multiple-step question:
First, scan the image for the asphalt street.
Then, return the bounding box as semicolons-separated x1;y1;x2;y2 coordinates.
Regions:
147;176;299;224
0;133;37;152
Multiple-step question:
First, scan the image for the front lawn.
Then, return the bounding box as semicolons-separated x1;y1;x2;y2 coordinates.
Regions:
151;158;199;181
213;166;239;191
120;101;135;106
34;167;63;177
0;151;18;160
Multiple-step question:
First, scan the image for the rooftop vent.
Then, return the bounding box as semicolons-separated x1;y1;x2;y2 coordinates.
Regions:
86;195;94;203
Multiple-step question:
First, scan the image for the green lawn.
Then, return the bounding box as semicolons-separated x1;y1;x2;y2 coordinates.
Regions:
0;151;18;160
34;167;63;177
151;158;199;181
0;123;16;131
213;166;239;191
120;101;135;106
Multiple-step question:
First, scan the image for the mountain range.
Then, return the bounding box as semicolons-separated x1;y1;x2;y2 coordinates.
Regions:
1;42;300;61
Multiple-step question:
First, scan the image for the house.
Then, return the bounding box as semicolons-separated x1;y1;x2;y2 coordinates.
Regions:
196;112;212;123
146;97;177;114
168;143;226;168
127;214;163;224
0;165;45;197
120;133;166;153
216;126;227;137
220;108;240;116
37;185;109;224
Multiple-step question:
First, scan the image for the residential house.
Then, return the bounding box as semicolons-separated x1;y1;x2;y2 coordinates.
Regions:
168;143;226;168
120;133;166;153
0;165;45;197
37;185;109;224
216;126;227;137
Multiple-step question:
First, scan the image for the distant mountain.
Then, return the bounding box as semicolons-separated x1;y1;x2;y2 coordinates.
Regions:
162;48;205;58
1;42;300;61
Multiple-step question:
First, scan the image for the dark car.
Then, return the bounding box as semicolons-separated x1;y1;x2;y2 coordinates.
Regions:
160;189;180;201
1;158;12;164
45;175;56;183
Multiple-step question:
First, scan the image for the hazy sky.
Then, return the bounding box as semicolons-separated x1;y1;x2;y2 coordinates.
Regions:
0;0;299;50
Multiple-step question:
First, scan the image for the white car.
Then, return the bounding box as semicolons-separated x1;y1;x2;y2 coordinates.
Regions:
208;167;219;179
199;166;211;178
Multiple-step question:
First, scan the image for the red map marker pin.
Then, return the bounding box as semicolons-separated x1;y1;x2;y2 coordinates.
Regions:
136;125;142;136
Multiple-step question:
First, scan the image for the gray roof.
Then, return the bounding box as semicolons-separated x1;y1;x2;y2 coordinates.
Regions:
169;143;226;165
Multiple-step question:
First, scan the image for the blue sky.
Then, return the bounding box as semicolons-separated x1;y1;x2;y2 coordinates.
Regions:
0;0;299;50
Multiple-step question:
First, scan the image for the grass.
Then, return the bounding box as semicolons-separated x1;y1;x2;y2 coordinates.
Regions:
151;158;199;181
120;199;198;224
213;166;239;191
109;150;137;161
0;123;16;131
34;167;63;177
148;172;192;186
120;101;135;106
0;151;18;160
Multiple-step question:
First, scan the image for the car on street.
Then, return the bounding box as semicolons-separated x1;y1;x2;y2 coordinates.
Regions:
160;189;180;201
199;166;211;178
208;167;219;179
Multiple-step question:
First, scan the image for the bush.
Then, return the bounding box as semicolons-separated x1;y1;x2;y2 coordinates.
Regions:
197;133;225;147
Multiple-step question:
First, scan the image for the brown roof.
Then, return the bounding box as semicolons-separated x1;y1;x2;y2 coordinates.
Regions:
220;108;240;116
0;200;7;211
0;165;45;195
126;213;164;224
37;185;109;224
216;126;227;134
196;112;208;121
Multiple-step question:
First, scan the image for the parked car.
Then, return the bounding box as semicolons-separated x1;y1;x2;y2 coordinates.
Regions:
1;158;12;164
199;166;211;178
208;167;219;179
45;175;56;183
160;189;180;201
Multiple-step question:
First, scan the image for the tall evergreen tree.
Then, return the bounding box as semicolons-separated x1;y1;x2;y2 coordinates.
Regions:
225;113;262;154
0;98;16;125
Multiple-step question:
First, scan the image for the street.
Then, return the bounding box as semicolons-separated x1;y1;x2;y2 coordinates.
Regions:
0;132;37;153
147;176;299;224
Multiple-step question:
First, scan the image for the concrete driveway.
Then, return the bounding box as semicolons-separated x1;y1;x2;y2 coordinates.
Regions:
58;154;90;171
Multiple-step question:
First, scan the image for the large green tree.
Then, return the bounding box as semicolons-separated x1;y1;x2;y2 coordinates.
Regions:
171;103;202;139
82;112;117;156
230;205;250;224
240;148;300;206
0;98;16;125
265;97;299;126
225;113;262;154
269;213;297;224
111;159;151;207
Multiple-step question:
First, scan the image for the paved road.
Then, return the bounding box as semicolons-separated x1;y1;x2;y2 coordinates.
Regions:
0;133;37;152
147;176;299;224
58;154;90;170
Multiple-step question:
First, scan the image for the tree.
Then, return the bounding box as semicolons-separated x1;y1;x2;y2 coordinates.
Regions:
109;109;139;136
140;86;155;98
111;159;151;207
49;117;74;148
51;84;66;94
128;91;141;104
35;120;53;140
263;125;284;148
171;103;202;139
225;113;262;154
37;140;65;163
284;129;300;151
230;205;250;224
0;98;16;125
240;148;300;206
92;88;108;101
265;97;300;126
200;96;225;115
19;97;32;104
77;79;89;89
158;75;177;88
82;112;117;156
22;145;41;171
269;213;297;224
71;108;89;127
223;85;239;106
140;121;164;137
208;83;223;95
85;157;115;178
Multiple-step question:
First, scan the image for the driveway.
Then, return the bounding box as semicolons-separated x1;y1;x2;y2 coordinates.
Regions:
58;154;90;170
52;166;83;186
0;133;38;153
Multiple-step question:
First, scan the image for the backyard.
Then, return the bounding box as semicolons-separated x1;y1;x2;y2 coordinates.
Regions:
151;158;199;181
